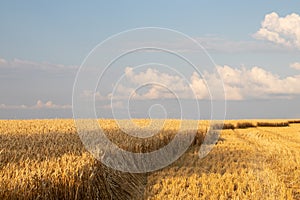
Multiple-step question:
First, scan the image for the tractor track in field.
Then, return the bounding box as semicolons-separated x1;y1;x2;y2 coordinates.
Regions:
233;127;300;198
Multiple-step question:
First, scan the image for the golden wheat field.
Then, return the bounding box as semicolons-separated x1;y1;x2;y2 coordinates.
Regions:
0;119;300;199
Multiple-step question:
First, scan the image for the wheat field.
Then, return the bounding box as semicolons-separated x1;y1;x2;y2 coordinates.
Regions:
0;119;300;199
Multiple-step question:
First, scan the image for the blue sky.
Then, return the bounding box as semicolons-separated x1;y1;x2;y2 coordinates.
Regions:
1;1;300;119
1;1;299;63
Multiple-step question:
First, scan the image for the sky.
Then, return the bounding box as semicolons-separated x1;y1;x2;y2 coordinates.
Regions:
0;1;300;119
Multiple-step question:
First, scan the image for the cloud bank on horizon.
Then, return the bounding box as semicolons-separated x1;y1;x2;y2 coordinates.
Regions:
88;64;300;102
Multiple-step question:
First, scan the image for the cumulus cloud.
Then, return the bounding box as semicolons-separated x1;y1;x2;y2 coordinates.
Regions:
34;100;71;109
115;67;197;100
290;62;300;70
217;65;300;99
109;66;300;101
0;100;71;109
254;12;300;49
189;72;209;99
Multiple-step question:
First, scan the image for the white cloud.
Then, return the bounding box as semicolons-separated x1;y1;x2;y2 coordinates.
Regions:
254;12;300;49
290;62;300;70
217;65;300;99
0;57;78;72
115;67;197;100
33;100;71;109
189;72;209;99
0;100;71;109
124;67;185;87
110;66;300;101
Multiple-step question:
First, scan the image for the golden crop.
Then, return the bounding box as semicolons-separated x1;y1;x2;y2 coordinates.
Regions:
0;119;299;199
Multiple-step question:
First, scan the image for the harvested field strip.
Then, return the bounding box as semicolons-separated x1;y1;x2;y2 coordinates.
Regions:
232;127;300;198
